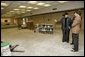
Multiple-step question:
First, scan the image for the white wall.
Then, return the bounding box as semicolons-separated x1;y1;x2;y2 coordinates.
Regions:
23;1;84;17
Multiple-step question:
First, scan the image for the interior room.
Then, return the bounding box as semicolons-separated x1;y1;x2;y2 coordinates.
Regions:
1;1;84;56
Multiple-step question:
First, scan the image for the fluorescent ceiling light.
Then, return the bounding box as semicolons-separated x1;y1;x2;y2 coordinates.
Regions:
1;7;4;9
1;3;8;6
44;4;51;7
21;12;25;13
33;7;39;9
27;7;33;9
19;6;26;8
37;3;45;5
10;11;14;12
28;1;37;4
6;12;10;15
58;1;68;3
26;10;31;11
14;9;20;10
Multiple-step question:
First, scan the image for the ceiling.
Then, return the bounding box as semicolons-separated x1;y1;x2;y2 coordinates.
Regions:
1;1;69;18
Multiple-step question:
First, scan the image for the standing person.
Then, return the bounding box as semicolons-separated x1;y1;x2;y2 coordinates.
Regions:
17;21;21;30
18;24;21;30
70;10;82;52
54;19;57;29
60;12;72;43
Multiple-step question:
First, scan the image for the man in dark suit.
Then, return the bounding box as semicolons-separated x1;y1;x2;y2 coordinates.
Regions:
60;12;72;43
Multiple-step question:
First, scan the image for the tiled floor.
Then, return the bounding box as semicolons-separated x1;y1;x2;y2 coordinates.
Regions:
1;28;84;56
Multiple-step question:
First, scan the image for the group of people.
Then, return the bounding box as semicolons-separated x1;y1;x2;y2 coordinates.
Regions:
60;10;82;52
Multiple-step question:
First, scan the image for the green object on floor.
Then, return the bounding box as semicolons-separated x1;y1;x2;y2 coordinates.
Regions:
1;42;10;47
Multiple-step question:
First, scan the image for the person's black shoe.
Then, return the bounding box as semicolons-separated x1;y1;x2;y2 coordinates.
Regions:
72;48;74;49
66;41;69;43
71;50;78;52
70;43;74;45
62;41;66;42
